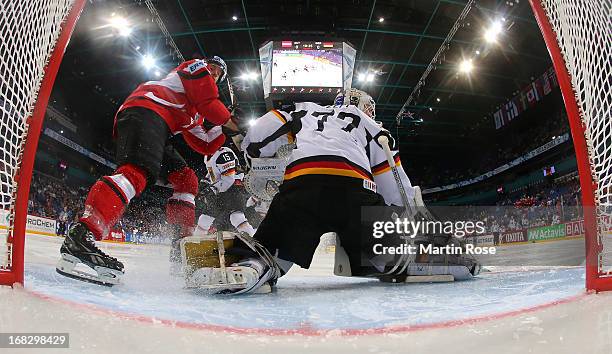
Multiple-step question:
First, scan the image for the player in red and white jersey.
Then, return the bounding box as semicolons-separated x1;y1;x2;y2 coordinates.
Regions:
56;56;241;286
116;57;233;153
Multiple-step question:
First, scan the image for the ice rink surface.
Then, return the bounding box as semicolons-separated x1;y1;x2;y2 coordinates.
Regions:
2;234;612;354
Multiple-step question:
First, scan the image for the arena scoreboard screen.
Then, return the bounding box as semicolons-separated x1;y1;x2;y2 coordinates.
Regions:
272;41;343;89
259;40;356;109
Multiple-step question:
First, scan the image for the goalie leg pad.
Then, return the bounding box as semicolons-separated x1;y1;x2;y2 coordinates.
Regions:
181;233;241;270
181;232;281;294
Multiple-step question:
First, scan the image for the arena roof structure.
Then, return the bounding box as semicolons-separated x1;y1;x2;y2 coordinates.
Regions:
52;0;554;163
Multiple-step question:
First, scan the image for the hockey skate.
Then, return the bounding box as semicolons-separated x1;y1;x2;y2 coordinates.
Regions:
56;222;124;286
378;233;481;284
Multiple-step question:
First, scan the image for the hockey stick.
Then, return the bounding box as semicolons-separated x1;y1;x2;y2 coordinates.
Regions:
377;135;415;275
376;136;455;282
226;76;237;107
377;135;412;216
216;232;228;284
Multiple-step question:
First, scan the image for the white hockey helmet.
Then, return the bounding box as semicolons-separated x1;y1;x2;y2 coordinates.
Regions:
334;88;376;119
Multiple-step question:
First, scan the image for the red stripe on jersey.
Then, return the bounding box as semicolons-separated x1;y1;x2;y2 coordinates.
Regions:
372;154;401;174
285;160;372;181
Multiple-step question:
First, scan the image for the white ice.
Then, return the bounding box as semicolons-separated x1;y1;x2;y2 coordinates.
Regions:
272;52;342;87
1;234;612;354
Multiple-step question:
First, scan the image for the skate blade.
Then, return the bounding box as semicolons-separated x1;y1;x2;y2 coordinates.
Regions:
56;254;122;287
404;274;454;283
55;268;116;287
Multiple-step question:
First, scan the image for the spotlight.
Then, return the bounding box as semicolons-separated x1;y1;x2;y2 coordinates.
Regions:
118;27;132;37
249;119;257;126
358;73;366;81
240;72;259;81
366;73;375;82
459;59;473;74
484;20;503;43
141;55;156;70
436;97;441;102
378;17;385;23
232;15;238;21
428;107;433;111
154;70;161;77
109;16;131;37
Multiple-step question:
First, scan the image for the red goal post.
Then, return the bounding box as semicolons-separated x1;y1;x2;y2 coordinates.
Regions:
0;0;86;286
529;0;612;292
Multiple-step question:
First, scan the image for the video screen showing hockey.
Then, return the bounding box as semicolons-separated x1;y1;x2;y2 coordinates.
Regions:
271;42;343;88
1;1;611;354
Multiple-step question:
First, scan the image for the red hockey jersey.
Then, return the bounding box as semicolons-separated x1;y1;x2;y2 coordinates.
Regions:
115;59;230;155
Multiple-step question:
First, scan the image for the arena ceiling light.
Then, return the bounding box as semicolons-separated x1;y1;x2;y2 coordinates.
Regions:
378;17;385;23
232;15;238;21
108;16;132;37
240;72;258;81
141;55;156;70
484;20;503;43
358;72;375;83
248;118;257;126
459;59;474;74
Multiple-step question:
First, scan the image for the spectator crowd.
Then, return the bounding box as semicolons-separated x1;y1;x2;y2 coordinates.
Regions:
413;112;570;188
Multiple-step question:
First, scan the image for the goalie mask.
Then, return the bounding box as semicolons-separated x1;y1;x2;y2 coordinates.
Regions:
334;88;376;119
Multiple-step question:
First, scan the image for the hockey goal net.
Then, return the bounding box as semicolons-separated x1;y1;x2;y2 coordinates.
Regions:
530;0;612;292
0;1;609;293
0;0;85;286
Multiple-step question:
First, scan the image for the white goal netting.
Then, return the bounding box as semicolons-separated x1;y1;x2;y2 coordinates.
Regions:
539;1;612;275
0;1;77;274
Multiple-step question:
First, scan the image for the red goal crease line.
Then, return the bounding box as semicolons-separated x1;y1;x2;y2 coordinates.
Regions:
24;288;587;337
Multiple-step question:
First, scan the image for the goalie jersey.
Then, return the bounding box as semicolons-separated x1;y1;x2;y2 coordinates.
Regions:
242;102;415;206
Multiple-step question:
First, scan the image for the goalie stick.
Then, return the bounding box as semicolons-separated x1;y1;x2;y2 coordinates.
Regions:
376;136;455;282
377;135;414;276
377;135;413;217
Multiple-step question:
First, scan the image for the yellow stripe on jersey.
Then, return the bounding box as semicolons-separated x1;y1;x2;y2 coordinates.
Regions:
372;159;402;176
285;167;371;181
271;109;295;144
